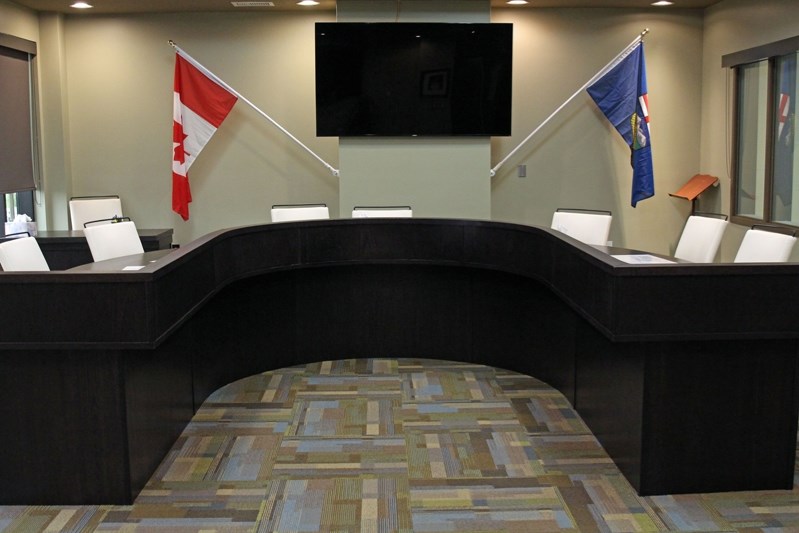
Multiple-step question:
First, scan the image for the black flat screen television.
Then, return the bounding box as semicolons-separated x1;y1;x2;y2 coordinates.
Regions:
315;22;513;137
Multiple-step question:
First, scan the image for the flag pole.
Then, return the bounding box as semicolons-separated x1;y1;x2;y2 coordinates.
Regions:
490;29;649;178
169;41;340;177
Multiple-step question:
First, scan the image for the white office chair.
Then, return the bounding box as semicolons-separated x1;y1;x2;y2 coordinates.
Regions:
352;206;413;218
83;220;144;262
69;196;123;231
550;208;612;246
0;235;50;271
673;214;729;263
270;204;329;223
734;226;797;263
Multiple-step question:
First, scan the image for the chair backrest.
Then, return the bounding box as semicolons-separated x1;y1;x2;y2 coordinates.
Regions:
270;204;329;222
0;236;50;271
69;196;123;231
673;215;729;263
352;206;413;218
550;209;612;246
83;221;144;262
734;228;797;263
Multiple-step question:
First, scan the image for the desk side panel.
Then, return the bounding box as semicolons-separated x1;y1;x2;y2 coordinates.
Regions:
183;264;579;408
185;271;297;407
610;269;799;339
212;227;301;282
124;341;194;499
0;279;150;346
549;243;617;335
152;247;218;342
0;350;131;504
301;220;468;266
573;323;645;491
640;339;799;494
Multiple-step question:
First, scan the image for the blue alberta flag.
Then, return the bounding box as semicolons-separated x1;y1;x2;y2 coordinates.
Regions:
587;42;654;207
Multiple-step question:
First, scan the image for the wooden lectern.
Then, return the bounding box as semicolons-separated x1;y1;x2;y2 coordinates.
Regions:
669;174;719;214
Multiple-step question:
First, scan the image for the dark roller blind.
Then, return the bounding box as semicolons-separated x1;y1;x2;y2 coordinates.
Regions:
0;41;36;193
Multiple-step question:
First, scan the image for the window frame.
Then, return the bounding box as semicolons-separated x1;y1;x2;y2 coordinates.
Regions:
724;35;799;229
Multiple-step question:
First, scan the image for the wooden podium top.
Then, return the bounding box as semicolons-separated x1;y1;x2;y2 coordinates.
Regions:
669;174;719;201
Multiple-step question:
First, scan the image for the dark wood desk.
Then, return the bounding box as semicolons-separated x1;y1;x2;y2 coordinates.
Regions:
0;219;797;504
0;228;174;270
66;249;175;272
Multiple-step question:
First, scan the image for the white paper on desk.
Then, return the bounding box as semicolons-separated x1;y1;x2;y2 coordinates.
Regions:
122;265;146;271
612;254;675;264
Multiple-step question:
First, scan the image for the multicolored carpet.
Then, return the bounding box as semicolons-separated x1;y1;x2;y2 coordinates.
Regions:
2;358;799;532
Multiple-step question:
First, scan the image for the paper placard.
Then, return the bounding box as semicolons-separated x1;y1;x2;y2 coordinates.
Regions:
612;254;674;264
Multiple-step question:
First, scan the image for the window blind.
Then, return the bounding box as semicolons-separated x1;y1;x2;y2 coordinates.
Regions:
0;35;36;194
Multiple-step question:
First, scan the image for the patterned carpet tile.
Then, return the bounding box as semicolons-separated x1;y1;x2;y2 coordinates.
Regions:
511;395;591;434
287;398;401;436
136;482;271;504
407;430;542;479
695;491;799;530
109;484;269;531
0;507;112;533
528;434;618;476
272;437;408;477
208;369;302;405
408;475;666;532
256;477;412;533
564;475;667;532
295;375;403;400
95;516;256;532
410;509;575;532
399;400;522;432
189;405;295;427
493;370;558;397
178;419;292;437
305;358;400;376
410;481;559;510
645;494;736;531
402;371;505;402
160;434;284;482
397;359;503;374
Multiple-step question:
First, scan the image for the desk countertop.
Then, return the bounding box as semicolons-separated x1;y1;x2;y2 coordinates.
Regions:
1;228;173;241
0;218;797;346
66;249;174;272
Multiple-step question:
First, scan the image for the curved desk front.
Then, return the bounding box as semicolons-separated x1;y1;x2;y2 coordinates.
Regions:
1;219;797;504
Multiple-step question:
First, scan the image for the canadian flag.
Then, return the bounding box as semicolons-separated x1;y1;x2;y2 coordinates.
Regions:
172;52;237;220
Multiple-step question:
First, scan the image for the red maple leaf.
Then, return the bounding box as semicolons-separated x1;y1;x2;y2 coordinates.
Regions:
172;121;189;164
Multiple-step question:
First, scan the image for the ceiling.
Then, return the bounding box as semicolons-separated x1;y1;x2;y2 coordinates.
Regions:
12;0;723;15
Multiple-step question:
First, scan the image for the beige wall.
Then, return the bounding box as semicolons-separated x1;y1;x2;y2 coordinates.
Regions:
59;6;704;246
61;11;337;245
0;0;38;41
3;0;799;253
700;0;799;261
490;8;704;255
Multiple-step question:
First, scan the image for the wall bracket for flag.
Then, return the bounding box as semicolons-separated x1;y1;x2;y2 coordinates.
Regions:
169;41;340;177
489;29;649;178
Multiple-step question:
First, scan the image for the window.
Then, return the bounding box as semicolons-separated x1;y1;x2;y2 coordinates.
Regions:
4;192;34;224
0;33;37;232
725;36;799;228
773;53;797;225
